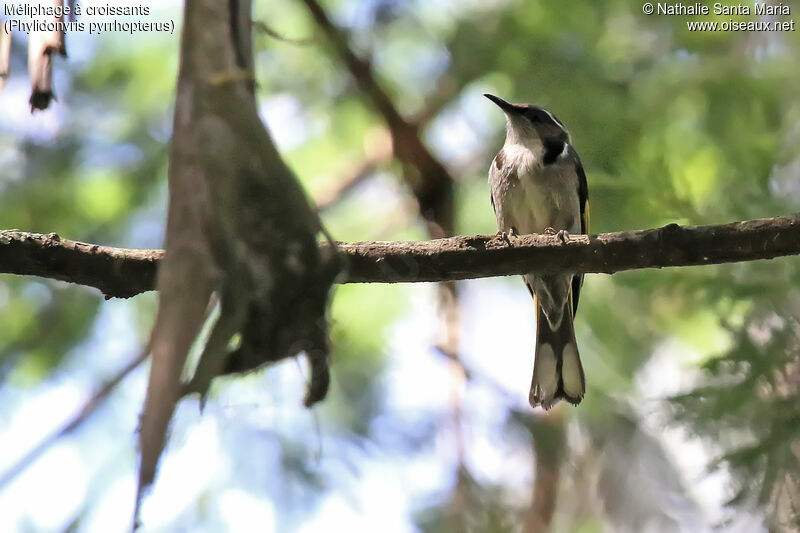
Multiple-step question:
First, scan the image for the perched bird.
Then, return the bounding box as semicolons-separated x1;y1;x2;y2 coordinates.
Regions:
485;93;589;409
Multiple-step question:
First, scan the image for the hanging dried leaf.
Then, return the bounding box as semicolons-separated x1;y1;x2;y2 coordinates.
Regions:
0;20;10;90
27;0;66;111
135;0;340;523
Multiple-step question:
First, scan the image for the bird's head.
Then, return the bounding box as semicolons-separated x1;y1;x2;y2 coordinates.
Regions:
484;94;570;148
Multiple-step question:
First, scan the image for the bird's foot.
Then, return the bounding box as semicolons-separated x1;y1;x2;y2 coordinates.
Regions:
497;228;517;247
543;227;570;243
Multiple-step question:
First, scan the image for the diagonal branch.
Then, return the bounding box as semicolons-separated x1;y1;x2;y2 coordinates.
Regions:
1;213;799;298
313;127;394;212
0;351;146;490
300;0;455;236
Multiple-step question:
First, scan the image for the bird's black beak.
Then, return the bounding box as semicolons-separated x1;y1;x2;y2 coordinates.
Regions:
484;93;520;114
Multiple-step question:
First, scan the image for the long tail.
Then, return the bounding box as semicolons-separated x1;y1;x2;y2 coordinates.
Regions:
530;296;585;409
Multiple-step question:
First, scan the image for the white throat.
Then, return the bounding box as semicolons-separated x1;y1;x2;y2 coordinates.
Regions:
504;125;545;166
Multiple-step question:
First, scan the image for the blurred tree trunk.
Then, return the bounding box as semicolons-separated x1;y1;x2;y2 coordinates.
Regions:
136;0;339;518
524;413;567;533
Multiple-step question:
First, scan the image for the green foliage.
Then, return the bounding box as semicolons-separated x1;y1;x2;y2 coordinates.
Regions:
671;298;800;525
2;0;800;530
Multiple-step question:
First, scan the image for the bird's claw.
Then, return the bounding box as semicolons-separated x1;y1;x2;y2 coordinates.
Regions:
497;228;517;247
543;227;569;243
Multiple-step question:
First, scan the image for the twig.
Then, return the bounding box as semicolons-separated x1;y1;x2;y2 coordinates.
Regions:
252;20;313;46
313;127;394;212
0;351;147;490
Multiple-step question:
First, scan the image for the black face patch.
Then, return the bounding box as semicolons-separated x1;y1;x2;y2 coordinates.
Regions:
522;106;569;143
494;149;505;169
523;107;562;128
542;139;566;165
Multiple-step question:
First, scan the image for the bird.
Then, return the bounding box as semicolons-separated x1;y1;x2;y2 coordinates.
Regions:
485;93;589;409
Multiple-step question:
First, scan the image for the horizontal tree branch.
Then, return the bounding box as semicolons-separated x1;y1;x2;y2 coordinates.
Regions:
1;213;799;298
0;231;159;298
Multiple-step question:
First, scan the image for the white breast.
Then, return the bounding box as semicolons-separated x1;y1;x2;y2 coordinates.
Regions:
491;143;580;235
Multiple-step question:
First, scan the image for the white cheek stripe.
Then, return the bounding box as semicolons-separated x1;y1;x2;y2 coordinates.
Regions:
544;109;565;130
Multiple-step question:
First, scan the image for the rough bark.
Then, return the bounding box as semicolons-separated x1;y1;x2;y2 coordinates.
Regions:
2;214;799;297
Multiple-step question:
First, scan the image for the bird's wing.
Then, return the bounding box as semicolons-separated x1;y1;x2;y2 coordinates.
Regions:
570;145;589;315
488;149;510;230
